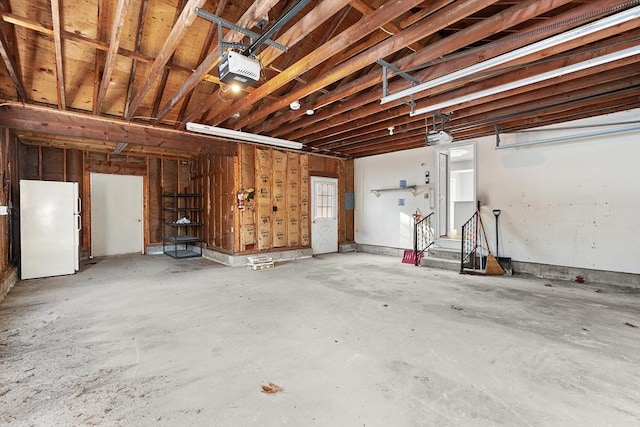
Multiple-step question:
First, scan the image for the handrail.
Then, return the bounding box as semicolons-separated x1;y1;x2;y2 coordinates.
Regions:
460;209;488;273
413;212;435;266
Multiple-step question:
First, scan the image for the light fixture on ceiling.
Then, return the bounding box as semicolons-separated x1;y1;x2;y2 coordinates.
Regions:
380;5;640;105
114;142;128;154
305;109;315;116
388;126;394;135
186;122;303;150
290;100;301;110
411;44;640;117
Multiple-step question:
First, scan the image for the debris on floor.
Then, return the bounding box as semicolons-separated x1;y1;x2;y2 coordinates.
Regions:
624;322;637;328
261;383;284;394
246;256;274;271
575;275;585;283
544;283;553;287
450;304;463;311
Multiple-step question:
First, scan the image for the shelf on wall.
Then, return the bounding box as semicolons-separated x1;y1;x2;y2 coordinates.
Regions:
370;185;418;197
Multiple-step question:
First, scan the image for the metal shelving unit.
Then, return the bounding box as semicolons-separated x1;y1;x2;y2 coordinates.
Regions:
162;193;203;258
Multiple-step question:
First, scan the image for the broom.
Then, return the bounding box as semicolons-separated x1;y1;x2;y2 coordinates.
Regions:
477;211;505;275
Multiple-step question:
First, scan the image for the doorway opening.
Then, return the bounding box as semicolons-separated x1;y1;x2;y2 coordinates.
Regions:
437;143;476;240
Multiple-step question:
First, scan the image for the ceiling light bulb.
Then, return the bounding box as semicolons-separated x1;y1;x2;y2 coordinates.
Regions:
388;126;394;135
305;109;314;116
290;100;301;110
231;84;241;93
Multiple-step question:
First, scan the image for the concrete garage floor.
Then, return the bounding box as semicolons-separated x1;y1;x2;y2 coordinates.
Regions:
1;253;639;426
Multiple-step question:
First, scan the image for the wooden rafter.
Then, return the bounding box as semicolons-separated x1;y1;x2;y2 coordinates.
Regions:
271;0;628;139
124;0;149;119
154;0;281;121
192;0;429;128
221;0;499;130
0;103;236;156
175;0;227;127
0;7;26;101
95;0;132;114
126;0;206;119
150;0;189;120
201;0;353;125
50;0;66;109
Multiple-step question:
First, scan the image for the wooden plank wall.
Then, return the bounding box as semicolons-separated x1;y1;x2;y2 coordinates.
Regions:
19;143;192;251
0;129;20;273
196;145;354;255
191;154;235;252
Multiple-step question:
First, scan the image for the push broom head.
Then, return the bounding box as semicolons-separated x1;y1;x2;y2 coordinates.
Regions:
485;253;505;275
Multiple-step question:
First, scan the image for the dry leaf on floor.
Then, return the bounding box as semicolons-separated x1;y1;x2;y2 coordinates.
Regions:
544;284;553;287
261;383;284;394
624;322;637;328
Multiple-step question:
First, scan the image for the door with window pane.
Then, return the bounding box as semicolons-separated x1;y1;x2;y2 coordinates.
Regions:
311;177;338;254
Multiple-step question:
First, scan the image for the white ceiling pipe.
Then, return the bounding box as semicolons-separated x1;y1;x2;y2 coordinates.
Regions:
410;45;640;116
380;5;640;105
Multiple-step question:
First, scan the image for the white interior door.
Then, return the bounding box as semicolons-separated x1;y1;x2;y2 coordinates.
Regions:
438;152;449;237
311;177;338;254
91;173;143;257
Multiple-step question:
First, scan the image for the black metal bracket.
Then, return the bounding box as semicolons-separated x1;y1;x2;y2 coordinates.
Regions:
377;58;420;110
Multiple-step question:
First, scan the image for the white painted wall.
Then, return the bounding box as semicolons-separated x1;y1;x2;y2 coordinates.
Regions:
355;109;640;274
355;147;435;249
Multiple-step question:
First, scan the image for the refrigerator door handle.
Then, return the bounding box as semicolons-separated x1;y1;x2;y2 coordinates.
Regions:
77;197;82;214
76;214;82;231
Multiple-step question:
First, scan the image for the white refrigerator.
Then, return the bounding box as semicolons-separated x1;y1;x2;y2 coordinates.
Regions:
20;180;81;279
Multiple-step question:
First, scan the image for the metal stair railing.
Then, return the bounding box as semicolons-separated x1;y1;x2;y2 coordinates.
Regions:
413;212;435;266
460;209;489;274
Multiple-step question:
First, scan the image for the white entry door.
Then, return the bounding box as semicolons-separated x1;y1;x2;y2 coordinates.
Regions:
90;173;143;257
438;152;449;237
311;177;338;254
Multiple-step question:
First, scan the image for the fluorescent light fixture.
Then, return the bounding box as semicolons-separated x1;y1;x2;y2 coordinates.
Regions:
411;45;640;116
381;5;640;105
114;142;128;154
186;122;303;150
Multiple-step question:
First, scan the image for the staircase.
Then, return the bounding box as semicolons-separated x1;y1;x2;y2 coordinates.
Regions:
420;238;461;271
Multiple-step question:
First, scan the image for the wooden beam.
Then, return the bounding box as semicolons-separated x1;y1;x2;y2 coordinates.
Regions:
0;103;237;156
175;0;226;127
95;0;131;114
201;0;353;124
86;160;147;175
0;11;26;101
272;0;631;140
154;0;281;121
124;0;149;118
50;0;66;109
349;0;424;52
0;11;200;77
150;0;188;120
126;0;206;119
216;0;498;130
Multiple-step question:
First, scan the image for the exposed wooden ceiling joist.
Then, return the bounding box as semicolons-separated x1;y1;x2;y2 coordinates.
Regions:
0;0;637;158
